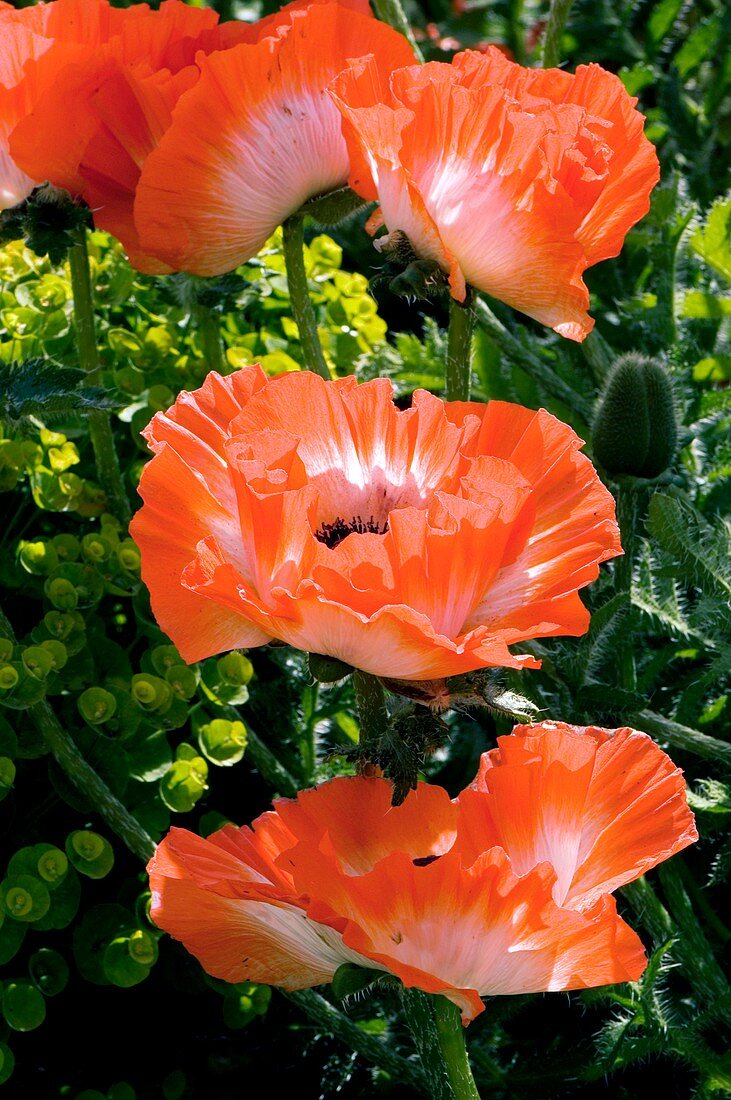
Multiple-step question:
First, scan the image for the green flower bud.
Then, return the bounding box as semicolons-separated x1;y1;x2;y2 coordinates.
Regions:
127;929;158;967
78;687;117;725
0;638;13;662
35;847;67;888
308;653;353;683
18;539;59;576
44;576;78;611
593;353;678;479
117;539;141;574
43;611;75;640
216;651;253;687
81;533;113;564
131;673;172;713
51;534;81;562
21;646;54;681
1;875;50;922
2;981;46;1032
29;947;69;996
160;755;208;813
66;831;115;879
39;639;67;671
0;757;15;801
102;936;151;988
165;664;198;700
0;666;19;692
198;718;247;766
150;645;184;675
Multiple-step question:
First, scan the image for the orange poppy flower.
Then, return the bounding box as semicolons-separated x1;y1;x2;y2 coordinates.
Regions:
131;2;415;275
129;366;621;679
329;48;660;341
148;721;697;1023
3;0;267;270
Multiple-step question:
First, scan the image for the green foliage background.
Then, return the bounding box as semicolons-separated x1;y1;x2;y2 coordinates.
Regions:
0;0;729;1096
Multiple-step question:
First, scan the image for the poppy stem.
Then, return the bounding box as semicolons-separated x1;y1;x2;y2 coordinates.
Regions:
67;228;131;526
353;670;389;765
474;298;593;421
614;482;641;691
541;0;574;68
0;604;156;864
281;214;330;380
194;304;225;375
433;996;482;1100
371;0;424;62
445;289;476;402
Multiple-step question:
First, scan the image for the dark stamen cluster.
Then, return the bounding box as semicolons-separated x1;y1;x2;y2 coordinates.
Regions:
315;514;389;550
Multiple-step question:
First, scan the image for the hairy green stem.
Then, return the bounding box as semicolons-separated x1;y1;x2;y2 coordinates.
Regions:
194;304;225;374
401;989;453;1100
67;230;131;526
371;0;424;60
283;989;427;1092
353;670;389;766
475;298;593;420
614;483;639;691
658;861;731;1016
445;290;475;402
624;870;731;1024
433;998;482;1100
281;215;330;380
0;605;155;863
540;0;574;68
637;710;731;769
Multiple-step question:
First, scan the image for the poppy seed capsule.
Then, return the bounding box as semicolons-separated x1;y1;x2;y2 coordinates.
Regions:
592;354;677;479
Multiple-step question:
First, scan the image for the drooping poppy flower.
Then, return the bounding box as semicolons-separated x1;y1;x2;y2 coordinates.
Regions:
148;721;697;1023
131;2;415;275
329;48;660;341
2;0;274;270
129;366;621;679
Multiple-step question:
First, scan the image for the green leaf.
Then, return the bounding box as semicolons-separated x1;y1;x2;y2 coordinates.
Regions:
691;196;731;283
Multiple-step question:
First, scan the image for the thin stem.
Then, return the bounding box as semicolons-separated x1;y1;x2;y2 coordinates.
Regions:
352;670;389;766
637;710;731;769
283;989;427;1092
67;229;131;525
658;861;731;1014
194;304;225;374
445;289;475;402
475;297;593;421
0;605;155;864
401;989;453;1100
614;483;639;691
281;215;330;380
433;998;481;1100
371;0;424;61
540;0;574;68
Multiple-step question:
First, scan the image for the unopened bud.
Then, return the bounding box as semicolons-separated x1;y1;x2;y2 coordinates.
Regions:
593;353;677;479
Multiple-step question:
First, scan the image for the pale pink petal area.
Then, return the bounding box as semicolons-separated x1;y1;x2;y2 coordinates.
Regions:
133;367;618;679
133;4;415;275
148;828;369;987
294;846;646;1023
329;46;659;340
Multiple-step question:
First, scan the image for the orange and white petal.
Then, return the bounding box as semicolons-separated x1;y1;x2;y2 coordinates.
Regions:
149;827;371;986
134;4;415;274
294;845;645;1022
130;443;270;664
463;403;621;642
183;546;538;679
271;776;458;875
462;722;698;909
